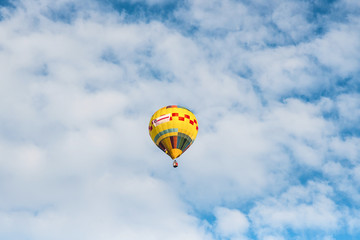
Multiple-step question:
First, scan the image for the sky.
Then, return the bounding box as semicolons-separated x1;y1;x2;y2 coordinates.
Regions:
0;0;360;239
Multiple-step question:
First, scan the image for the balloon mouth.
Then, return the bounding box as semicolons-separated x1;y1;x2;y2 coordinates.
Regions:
169;149;182;159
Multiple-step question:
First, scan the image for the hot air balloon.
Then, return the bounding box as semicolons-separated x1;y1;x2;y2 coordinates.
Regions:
149;105;198;168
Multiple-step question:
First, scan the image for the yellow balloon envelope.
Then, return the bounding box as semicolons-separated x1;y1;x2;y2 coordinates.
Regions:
149;105;198;160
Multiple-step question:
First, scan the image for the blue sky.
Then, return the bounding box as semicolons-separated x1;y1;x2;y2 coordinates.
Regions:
0;0;360;239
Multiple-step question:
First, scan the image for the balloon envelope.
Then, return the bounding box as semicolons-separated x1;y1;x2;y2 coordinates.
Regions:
149;105;198;160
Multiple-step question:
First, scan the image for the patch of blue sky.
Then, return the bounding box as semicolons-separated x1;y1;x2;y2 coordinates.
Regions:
297;169;325;186
283;0;352;38
0;0;15;20
1;0;78;23
276;74;359;107
99;0;181;23
332;233;360;240
278;90;321;103
42;2;78;24
0;0;12;7
306;0;339;28
277;87;338;105
198;211;217;226
246;231;258;240
285;229;346;240
339;128;360;139
319;0;360;22
138;62;176;82
332;188;360;210
322;111;339;125
101;49;120;65
335;76;360;95
309;0;338;15
247;220;360;240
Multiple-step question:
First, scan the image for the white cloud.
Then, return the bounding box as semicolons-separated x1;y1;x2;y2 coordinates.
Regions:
271;1;314;42
336;93;360;128
249;182;342;238
214;207;249;239
1;0;360;239
0;173;212;240
179;0;249;31
328;136;360;164
346;209;360;234
304;19;360;77
0;2;213;239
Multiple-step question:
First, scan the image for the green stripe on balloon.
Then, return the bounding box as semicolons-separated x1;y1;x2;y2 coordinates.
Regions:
154;128;178;144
